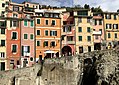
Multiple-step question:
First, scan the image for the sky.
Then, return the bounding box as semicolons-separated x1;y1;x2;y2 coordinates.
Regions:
12;0;119;12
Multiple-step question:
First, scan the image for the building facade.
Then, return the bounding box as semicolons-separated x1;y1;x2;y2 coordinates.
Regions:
92;13;105;50
103;12;119;48
74;9;94;54
35;9;61;60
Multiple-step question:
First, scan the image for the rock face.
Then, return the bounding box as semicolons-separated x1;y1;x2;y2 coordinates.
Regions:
0;49;119;85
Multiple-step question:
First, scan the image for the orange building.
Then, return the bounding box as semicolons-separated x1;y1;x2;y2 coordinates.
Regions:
6;2;23;69
34;9;61;60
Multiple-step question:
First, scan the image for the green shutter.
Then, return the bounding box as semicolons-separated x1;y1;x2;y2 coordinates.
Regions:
37;41;40;46
37;19;40;24
30;34;33;39
12;45;16;52
27;46;30;53
1;40;5;46
22;46;24;56
24;34;28;39
24;20;27;26
45;30;48;36
30;20;34;27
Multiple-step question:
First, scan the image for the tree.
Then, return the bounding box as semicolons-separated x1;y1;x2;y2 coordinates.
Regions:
84;4;90;9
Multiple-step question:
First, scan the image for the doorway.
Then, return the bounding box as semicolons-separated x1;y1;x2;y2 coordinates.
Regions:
0;62;5;71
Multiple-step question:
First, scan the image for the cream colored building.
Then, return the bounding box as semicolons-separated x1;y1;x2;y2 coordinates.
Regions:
0;0;9;71
74;9;94;54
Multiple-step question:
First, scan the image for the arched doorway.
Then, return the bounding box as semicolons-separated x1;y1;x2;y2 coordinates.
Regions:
62;46;72;56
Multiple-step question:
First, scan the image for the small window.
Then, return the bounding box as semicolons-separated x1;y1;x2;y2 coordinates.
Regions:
12;32;17;39
95;35;98;39
78;18;82;23
50;41;55;47
1;29;5;34
115;33;117;38
52;20;55;25
30;57;33;61
37;41;40;46
99;20;102;25
0;52;5;58
44;41;48;47
94;20;97;25
114;15;117;20
87;27;91;32
87;18;90;23
78;36;82;41
45;30;48;36
24;34;28;39
1;40;5;46
12;45;17;53
108;33;111;38
2;3;5;7
78;27;82;32
50;31;57;36
30;20;34;27
45;20;48;25
24;20;28;26
30;34;34;40
88;46;91;52
87;36;91;41
37;30;40;35
37;19;40;24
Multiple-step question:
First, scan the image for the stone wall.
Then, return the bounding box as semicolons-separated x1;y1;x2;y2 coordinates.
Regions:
0;49;118;85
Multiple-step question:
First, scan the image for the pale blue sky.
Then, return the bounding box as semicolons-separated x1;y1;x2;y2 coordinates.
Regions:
13;0;119;12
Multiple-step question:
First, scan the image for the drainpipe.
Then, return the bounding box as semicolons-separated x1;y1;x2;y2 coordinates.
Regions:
20;17;22;68
60;16;62;57
74;17;76;55
34;16;36;63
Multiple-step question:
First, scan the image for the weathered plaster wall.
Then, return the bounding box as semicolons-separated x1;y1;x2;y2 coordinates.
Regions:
0;49;119;85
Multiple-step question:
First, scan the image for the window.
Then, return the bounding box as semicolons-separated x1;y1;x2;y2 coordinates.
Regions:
0;52;5;58
44;41;48;47
12;32;17;39
106;24;111;29
50;41;55;47
87;27;91;32
108;33;111;38
106;14;111;19
37;30;40;35
2;3;5;7
50;31;57;36
45;30;48;36
78;36;82;41
45;20;48;25
24;20;28;26
12;45;17;52
77;11;88;16
30;20;34;27
115;33;117;38
52;20;55;25
30;34;34;40
99;29;102;33
54;14;59;18
99;20;102;25
1;29;5;34
10;20;19;27
37;41;40;46
114;15;117;20
1;40;5;46
13;6;19;11
88;46;91;52
113;24;118;29
87;36;91;41
37;19;40;24
24;34;28;39
13;13;18;18
94;20;97;25
78;27;82;32
22;46;30;56
44;13;49;17
78;18;82;23
95;35;98;39
87;18;90;23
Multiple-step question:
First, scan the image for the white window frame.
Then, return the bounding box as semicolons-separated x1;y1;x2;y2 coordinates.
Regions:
44;30;48;36
24;20;28;27
0;52;5;58
23;33;28;40
45;19;49;25
30;34;34;40
36;30;41;35
30;20;34;28
51;20;56;25
37;19;40;24
50;40;56;47
36;40;41;46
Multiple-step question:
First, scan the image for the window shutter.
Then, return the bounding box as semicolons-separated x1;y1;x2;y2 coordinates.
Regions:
10;20;12;27
50;31;52;36
22;46;24;56
27;46;30;53
55;31;57;36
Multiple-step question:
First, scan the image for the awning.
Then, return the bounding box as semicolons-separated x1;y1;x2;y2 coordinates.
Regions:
44;50;56;53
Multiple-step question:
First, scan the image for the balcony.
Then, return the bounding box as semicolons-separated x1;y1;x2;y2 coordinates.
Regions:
24;52;30;57
67;41;75;44
93;31;102;35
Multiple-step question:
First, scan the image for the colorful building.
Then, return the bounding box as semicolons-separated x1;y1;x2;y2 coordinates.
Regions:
103;12;119;48
0;0;9;71
34;9;61;60
6;2;22;69
74;9;94;54
61;11;75;56
92;13;105;50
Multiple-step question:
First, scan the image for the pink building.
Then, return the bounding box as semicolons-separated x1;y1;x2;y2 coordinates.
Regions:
61;11;75;56
93;13;105;50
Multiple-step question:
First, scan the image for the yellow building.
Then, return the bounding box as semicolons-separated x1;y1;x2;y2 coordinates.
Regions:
74;9;94;54
0;0;9;71
103;12;119;48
